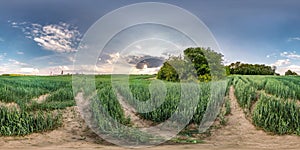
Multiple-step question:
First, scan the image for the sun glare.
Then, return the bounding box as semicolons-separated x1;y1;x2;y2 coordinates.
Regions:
143;64;148;69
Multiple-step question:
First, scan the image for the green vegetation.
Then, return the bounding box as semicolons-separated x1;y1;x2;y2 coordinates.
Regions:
285;69;298;76
252;93;300;135
1;73;299;139
76;75;228;143
0;76;71;136
231;75;300;135
0;107;62;136
227;62;276;75
0;75;228;144
157;47;226;82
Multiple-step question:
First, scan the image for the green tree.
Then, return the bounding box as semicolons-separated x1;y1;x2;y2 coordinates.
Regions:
228;62;276;75
285;70;298;76
157;47;225;82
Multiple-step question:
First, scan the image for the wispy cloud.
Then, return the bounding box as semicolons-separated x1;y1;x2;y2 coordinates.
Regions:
0;66;7;73
19;68;39;74
0;38;4;42
0;53;7;61
280;51;300;59
8;59;29;67
273;59;291;66
288;37;300;42
30;53;75;67
276;65;300;75
11;22;82;53
17;51;24;55
266;52;277;58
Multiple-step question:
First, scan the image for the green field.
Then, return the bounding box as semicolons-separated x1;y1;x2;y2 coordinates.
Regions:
231;75;300;135
0;74;299;140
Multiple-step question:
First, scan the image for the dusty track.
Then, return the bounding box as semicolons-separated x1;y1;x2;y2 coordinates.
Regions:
204;86;300;149
1;86;300;149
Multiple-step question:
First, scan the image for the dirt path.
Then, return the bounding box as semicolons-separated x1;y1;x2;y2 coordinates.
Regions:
32;94;49;103
204;86;300;149
116;92;153;127
0;101;20;111
1;87;300;149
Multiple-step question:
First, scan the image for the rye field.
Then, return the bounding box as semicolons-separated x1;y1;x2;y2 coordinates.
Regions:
0;74;299;142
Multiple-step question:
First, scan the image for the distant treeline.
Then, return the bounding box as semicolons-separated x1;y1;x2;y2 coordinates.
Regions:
226;62;277;75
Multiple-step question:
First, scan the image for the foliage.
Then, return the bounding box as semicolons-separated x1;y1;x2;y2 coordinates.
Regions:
228;62;276;75
285;69;298;76
231;75;300;135
157;47;226;82
0;107;62;136
224;97;231;116
252;93;300;135
232;76;257;111
157;56;182;82
0;76;72;136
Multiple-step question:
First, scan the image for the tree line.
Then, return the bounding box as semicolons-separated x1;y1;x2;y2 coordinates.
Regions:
226;62;276;75
157;47;298;82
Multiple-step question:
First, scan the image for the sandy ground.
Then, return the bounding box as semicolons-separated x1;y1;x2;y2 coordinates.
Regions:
1;86;300;150
32;94;50;103
116;92;153;128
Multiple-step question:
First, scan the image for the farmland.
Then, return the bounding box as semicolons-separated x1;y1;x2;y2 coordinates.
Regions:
232;75;300;135
0;74;300;148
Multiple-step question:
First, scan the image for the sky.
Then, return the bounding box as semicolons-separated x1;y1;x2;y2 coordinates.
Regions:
0;0;300;75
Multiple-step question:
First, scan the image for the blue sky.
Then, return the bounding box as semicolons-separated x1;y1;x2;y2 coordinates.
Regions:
0;0;300;75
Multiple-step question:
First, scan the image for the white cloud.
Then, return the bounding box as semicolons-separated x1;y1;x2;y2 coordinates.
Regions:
266;52;277;58
0;38;4;42
29;53;75;68
288;37;300;42
223;58;231;65
20;68;39;74
8;59;28;67
0;66;7;73
17;51;24;55
0;53;6;61
130;67;160;74
273;59;291;66
285;65;300;73
276;65;300;75
11;22;82;53
280;51;300;59
106;52;120;64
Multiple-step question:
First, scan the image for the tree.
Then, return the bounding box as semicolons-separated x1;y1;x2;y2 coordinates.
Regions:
228;62;276;75
157;47;225;82
285;70;298;76
157;57;180;82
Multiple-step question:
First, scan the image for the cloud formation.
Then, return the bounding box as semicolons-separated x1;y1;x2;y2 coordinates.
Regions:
288;37;300;42
8;59;29;67
273;59;291;66
20;68;39;74
276;65;300;75
17;51;24;55
11;22;82;53
0;53;6;61
280;51;300;60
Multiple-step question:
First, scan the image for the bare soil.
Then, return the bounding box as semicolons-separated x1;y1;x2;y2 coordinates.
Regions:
32;94;49;103
116;92;154;127
1;86;300;150
0;101;20;111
